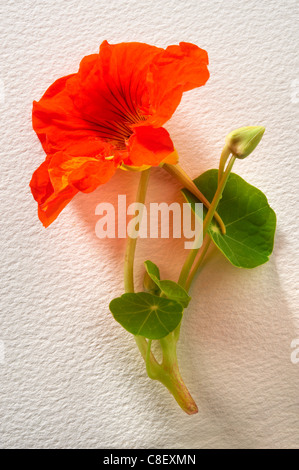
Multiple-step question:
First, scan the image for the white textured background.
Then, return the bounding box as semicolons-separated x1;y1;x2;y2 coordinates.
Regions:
1;0;298;449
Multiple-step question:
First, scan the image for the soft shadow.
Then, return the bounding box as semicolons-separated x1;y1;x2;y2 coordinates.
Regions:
178;228;299;448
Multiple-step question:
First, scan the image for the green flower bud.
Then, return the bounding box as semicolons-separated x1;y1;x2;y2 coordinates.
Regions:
226;126;265;159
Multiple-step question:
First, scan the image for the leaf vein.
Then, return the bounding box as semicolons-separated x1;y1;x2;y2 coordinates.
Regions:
224;206;268;227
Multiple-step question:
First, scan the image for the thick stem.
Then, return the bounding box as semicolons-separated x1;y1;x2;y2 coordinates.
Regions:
157;334;198;414
163;163;226;235
157;364;198;415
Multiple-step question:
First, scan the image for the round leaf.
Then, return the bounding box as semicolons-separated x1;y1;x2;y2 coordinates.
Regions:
109;292;183;339
182;170;276;268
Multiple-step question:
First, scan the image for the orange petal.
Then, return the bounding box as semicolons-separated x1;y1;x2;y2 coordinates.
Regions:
30;156;78;227
32;70;100;154
126;126;174;167
49;152;117;193
30;151;116;227
68;41;162;125
37;187;78;228
32;55;124;157
146;42;210;126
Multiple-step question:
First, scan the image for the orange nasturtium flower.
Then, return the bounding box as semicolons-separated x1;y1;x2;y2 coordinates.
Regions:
30;40;209;227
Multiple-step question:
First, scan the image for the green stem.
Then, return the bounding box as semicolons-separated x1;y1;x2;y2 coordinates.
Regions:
146;339;156;379
218;145;231;185
202;156;235;235
163;163;226;235
123;169;159;369
124;168;150;294
174;235;211;342
157;334;198;415
178;242;200;288
160;156;236;410
123;168;198;415
174;157;236;345
178;156;236;289
185;235;212;291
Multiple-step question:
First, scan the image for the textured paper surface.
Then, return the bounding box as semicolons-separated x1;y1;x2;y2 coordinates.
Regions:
0;0;298;448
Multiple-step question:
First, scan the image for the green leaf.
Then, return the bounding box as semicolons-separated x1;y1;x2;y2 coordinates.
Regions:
144;260;160;282
182;170;276;268
144;260;191;307
143;260;161;295
109;292;183;339
158;280;191;308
